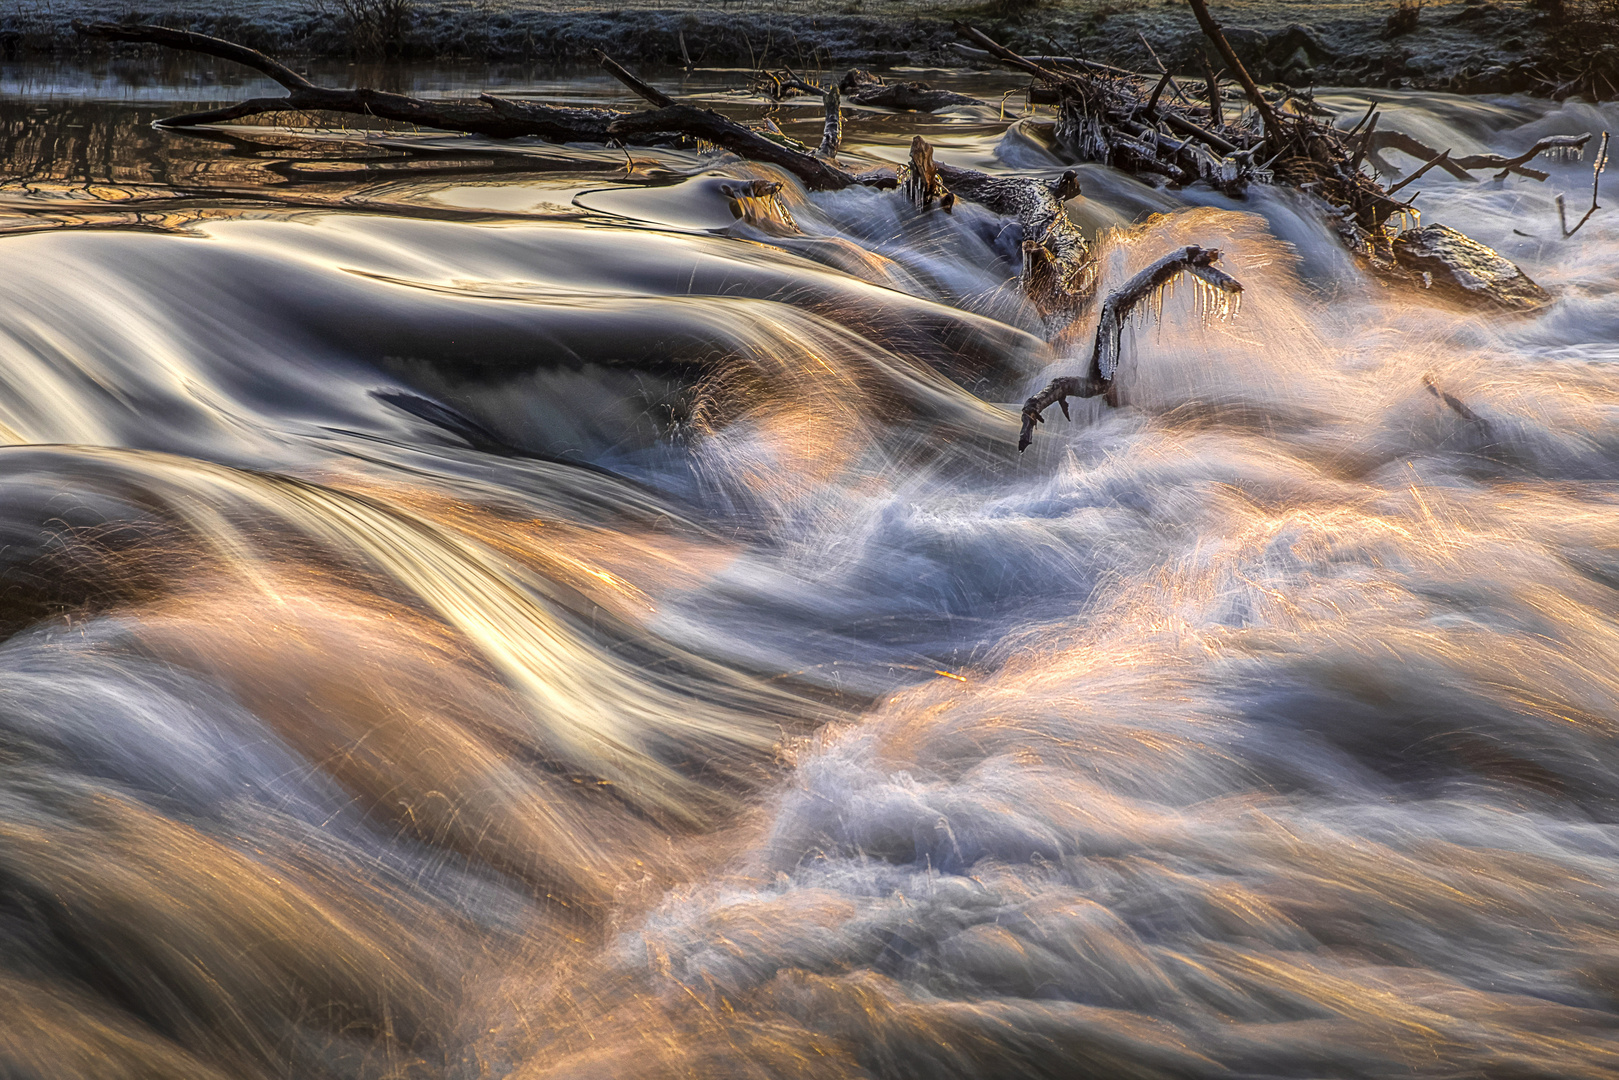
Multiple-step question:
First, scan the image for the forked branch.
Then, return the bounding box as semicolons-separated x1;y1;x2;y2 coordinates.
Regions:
1019;247;1243;451
1559;131;1610;238
75;21;867;192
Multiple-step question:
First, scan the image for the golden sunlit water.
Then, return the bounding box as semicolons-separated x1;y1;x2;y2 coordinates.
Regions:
3;64;1619;1078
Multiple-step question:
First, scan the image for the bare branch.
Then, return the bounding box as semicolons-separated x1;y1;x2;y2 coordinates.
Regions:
1386;149;1452;196
1185;0;1286;151
1019;246;1242;451
73;20;312;91
1560;131;1610;238
593;49;675;109
609;105;859;191
1455;133;1593;180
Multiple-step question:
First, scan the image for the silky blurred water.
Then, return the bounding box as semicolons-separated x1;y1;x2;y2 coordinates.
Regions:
2;66;1619;1078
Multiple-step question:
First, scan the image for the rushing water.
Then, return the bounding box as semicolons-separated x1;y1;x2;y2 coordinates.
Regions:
3;62;1619;1078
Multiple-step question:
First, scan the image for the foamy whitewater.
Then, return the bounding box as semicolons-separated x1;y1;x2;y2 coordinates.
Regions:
2;69;1618;1077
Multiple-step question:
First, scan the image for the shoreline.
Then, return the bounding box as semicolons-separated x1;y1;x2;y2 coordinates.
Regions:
0;2;1558;95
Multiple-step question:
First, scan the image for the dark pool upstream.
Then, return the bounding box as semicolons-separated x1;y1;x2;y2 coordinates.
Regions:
3;58;1619;1078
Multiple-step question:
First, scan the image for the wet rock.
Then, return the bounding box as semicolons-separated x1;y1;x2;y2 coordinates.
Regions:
840;68;977;111
840;68;882;92
850;81;978;112
1392;223;1550;312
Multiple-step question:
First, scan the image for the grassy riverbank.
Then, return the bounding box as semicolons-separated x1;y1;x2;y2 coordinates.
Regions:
0;1;1572;95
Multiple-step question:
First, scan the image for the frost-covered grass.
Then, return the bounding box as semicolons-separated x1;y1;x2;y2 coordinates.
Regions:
0;1;1546;76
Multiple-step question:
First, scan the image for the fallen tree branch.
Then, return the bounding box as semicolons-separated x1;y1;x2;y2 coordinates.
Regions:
1366;129;1590;183
76;22;866;192
594;49;674;108
76;21;622;139
1386;148;1452;196
1019;246;1243;450
1186;0;1284;151
937;161;1093;312
1559;130;1610;237
477;94;618;143
74;20;312;90
1454;133;1592;179
608;105;859;190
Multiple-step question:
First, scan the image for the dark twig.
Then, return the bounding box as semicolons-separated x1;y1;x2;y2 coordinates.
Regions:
1346;100;1378;139
1352;111;1378;174
1560;131;1609;238
594;49;675;108
1386;149;1452;196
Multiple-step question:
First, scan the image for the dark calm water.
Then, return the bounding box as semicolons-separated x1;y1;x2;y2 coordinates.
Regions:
3;60;1619;1078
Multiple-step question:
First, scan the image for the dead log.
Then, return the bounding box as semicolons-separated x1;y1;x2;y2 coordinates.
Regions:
955;22;1233;189
1018;246;1243;451
74;21;599;139
608;105;858;191
75;21;868;194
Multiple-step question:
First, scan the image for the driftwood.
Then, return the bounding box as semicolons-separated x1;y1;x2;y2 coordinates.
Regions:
957;10;1586;277
963;2;1580;449
1366;128;1591;184
608;106;858;190
1018;246;1243;450
73;14;1581;456
956;12;1581;293
72;21;868;194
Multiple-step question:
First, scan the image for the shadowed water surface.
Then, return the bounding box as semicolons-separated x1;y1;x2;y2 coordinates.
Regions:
3;62;1619;1078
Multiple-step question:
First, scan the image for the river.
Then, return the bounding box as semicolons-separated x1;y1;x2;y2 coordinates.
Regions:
3;58;1619;1078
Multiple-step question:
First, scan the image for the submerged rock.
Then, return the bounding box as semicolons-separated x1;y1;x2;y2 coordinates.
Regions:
1392;223;1550;312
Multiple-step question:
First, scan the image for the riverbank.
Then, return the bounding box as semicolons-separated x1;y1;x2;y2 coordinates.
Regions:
0;2;1560;94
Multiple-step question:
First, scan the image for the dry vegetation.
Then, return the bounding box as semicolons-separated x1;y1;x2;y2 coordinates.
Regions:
1532;0;1619;96
323;0;415;57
